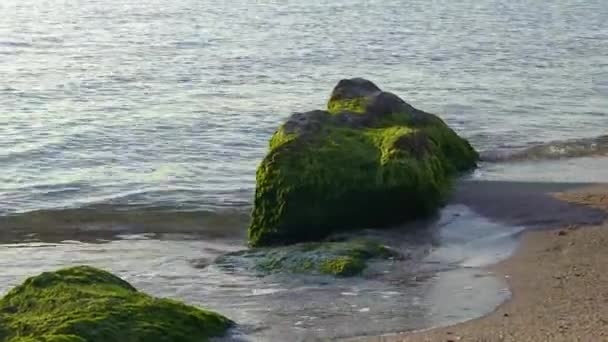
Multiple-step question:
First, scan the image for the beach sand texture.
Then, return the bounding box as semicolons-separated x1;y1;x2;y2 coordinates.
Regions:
364;185;608;342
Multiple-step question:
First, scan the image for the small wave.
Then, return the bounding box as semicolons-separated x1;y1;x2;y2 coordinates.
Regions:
0;205;250;241
0;41;32;48
481;134;608;162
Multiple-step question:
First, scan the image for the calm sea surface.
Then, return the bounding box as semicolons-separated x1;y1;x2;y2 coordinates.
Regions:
0;0;607;340
1;0;607;214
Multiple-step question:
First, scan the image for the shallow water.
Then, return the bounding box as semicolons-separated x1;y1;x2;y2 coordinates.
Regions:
0;205;517;341
1;0;607;340
474;156;608;183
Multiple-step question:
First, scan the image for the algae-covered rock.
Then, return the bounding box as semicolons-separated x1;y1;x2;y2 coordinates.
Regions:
249;78;478;246
215;239;400;277
0;266;233;342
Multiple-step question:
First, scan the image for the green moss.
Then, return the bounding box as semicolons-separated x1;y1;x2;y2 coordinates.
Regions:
0;266;233;342
364;126;413;163
11;335;87;342
320;256;365;277
216;239;398;277
249;118;466;246
269;126;298;150
327;97;369;114
249;82;479;247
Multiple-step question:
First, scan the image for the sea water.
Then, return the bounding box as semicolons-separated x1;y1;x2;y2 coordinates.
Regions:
1;0;607;340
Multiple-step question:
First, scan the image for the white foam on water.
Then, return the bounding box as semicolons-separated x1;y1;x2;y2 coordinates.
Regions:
251;288;285;296
425;205;525;268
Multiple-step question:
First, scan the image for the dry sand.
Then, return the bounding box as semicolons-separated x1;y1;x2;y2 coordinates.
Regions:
357;185;608;342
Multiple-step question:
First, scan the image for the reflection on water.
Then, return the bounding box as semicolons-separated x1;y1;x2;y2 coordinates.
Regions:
0;205;518;341
1;0;607;215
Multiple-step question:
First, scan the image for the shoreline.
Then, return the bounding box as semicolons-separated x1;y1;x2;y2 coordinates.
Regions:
2;182;607;341
1;180;604;243
352;184;608;341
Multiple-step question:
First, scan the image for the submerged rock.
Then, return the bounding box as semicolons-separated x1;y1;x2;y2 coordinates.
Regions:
0;266;233;342
215;239;400;277
249;78;478;247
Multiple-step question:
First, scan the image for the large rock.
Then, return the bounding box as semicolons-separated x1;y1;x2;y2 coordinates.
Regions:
0;266;233;342
249;78;478;247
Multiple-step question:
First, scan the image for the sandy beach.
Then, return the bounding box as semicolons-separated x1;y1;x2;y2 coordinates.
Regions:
353;184;608;342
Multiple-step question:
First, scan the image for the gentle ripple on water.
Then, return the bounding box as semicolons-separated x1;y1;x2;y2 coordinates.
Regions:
0;0;607;339
1;0;607;213
0;205;517;340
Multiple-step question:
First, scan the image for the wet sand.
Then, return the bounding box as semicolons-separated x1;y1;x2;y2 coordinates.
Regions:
354;184;608;342
450;181;606;228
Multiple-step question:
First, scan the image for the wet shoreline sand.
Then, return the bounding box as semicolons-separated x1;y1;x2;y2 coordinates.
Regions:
353;184;608;342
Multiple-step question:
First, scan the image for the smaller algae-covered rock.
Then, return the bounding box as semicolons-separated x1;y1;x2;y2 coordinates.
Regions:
249;78;478;247
215;239;400;277
0;266;233;342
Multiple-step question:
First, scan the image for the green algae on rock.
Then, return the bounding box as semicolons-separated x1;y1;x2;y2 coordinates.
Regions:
249;78;478;247
0;266;233;342
214;239;400;277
